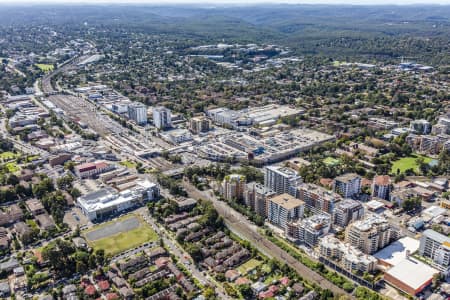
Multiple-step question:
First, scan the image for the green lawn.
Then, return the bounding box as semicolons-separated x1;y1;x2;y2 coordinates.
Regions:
119;160;137;169
85;215;158;256
323;157;340;166
0;151;19;161
390;154;433;174
236;258;262;275
5;162;20;172
35;64;54;72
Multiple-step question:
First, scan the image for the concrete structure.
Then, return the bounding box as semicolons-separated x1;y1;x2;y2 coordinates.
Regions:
410;119;431;135
319;235;377;273
374;237;420;269
267;193;304;230
264;166;301;196
332;198;364;228
77;180;159;221
333;173;361;198
221;174;246;201
243;182;276;218
128;103;147;125
295;183;342;214
153;106;172;130
189;116;210;134
161;128;192;144
286;213;331;247
345;214;399;254
74;161;115;179
384;257;438;296
419;229;450;273
372;175;391;200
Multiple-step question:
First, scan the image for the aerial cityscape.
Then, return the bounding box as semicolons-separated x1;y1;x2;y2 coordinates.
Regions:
0;2;449;300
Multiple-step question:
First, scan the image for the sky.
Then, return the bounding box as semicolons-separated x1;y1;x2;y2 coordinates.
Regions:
0;0;449;4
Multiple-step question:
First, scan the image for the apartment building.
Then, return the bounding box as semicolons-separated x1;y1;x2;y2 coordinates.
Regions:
189;116;210;134
264;166;302;196
410;119;431;135
419;229;450;273
319;235;377;273
345;214;399;254
294;183;341;214
128;103;147;125
372;175;392;200
333;173;362;198
267;193;304;230
153;106;172;130
220;174;246;201
243;182;276;218
286;213;331;247
332;198;364;228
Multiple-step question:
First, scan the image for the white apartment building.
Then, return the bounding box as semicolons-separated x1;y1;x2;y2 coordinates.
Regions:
286;213;331;247
267;193;304;230
264;165;302;196
153;106;172;130
243;182;276;218
332;198;364;228
128;103;147;125
333;173;362;198
419;229;450;273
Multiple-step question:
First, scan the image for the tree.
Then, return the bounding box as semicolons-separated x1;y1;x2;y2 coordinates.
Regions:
237;284;253;300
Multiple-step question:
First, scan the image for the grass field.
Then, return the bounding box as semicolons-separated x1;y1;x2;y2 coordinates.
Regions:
323;157;340;166
237;258;262;275
390;154;433;174
5;162;20;172
84;215;158;256
119;160;137;169
35;64;54;72
0;151;19;161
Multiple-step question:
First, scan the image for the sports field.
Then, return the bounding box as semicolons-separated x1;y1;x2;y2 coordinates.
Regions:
323;157;340;166
237;258;262;275
84;214;158;256
35;64;54;72
390;154;433;174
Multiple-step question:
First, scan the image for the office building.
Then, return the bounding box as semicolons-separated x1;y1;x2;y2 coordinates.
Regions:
128;103;147;125
153;106;172;130
332;199;364;228
220;174;246;201
372;175;392;200
419;229;450;273
243;182;276;218
319;235;377;273
294;183;341;214
333;173;361;198
286;213;331;247
78;180;159;221
189;116;210;134
264;166;302;196
345;214;399;254
267;193;305;230
410;119;431;135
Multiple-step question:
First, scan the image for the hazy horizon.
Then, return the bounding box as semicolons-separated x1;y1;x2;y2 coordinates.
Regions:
0;0;449;5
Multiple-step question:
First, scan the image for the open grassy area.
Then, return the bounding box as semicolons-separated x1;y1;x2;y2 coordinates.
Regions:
5;162;20;172
35;64;54;72
323;157;340;166
237;258;262;275
119;160;137;169
84;215;158;256
390;154;433;174
0;151;19;161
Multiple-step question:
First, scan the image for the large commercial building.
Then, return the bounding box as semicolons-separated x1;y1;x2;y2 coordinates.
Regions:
153;106;172;130
332;198;364;228
294;183;341;214
333;173;362;198
345;214;399;254
243;182;276;218
372;175;392;200
264;166;302;196
74;161;115;179
319;235;377;273
77;180;159;221
128;103;147;125
267;193;304;230
419;229;450;273
286;213;331;247
220;174;246;201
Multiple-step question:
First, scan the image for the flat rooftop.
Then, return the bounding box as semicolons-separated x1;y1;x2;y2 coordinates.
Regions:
385;257;438;292
374;237;420;267
269;193;304;210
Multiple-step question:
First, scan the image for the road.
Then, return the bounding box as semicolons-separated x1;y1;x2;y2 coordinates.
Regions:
181;180;350;297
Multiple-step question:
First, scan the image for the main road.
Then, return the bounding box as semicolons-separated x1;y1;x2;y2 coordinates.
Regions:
181;180;350;297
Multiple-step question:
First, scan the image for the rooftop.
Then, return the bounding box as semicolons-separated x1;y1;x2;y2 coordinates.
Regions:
385;257;438;291
374;237;420;267
269;193;305;210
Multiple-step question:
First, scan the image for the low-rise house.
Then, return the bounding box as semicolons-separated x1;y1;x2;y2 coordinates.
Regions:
35;213;56;231
25;198;46;216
